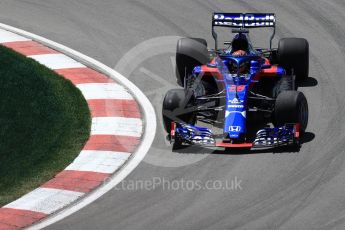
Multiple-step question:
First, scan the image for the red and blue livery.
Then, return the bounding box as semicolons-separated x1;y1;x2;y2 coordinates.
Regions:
162;13;309;150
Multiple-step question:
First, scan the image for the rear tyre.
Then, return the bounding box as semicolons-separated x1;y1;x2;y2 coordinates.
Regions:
278;38;309;82
162;89;196;133
274;91;308;132
176;38;208;86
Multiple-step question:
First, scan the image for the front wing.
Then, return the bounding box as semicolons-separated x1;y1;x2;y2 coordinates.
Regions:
170;122;300;149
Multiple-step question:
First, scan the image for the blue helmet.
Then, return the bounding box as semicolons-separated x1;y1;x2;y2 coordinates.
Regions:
232;33;249;52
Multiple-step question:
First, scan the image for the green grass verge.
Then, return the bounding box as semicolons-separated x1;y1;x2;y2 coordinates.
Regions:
0;45;91;206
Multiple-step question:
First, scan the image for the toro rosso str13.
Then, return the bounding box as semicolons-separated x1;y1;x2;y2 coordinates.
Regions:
162;13;309;150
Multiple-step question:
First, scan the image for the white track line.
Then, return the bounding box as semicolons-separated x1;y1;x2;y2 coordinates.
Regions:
65;150;130;174
77;83;133;100
91;117;143;137
0;29;30;43
4;188;83;215
0;23;156;230
29;53;85;69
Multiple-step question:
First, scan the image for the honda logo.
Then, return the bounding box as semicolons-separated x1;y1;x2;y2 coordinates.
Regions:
229;126;241;132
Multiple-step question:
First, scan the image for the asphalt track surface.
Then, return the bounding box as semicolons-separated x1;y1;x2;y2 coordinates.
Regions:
1;0;345;229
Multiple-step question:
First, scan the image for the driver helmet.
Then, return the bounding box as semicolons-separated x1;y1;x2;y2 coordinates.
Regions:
231;33;249;54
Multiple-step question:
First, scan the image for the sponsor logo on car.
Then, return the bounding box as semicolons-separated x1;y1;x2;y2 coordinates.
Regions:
214;14;275;21
229;126;241;132
214;21;274;27
228;105;244;109
214;14;275;27
228;98;242;104
229;85;246;92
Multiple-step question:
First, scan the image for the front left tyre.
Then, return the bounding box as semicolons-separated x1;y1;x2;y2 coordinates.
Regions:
274;90;308;132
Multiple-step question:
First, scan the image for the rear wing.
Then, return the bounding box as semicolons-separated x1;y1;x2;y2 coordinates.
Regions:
212;13;276;28
212;13;276;50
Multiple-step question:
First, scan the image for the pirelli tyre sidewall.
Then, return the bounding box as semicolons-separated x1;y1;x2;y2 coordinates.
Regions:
162;88;196;133
274;90;309;132
176;38;208;86
278;37;309;81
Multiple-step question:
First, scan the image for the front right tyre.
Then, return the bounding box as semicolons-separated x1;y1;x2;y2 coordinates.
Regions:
162;88;196;133
176;38;209;86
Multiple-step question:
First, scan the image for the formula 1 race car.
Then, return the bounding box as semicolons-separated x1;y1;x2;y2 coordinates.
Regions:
162;13;309;149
